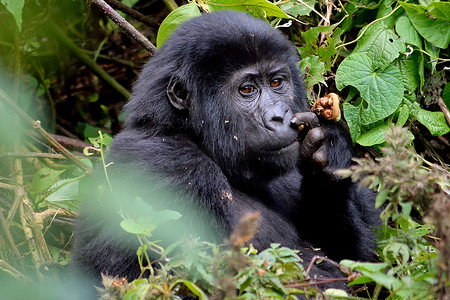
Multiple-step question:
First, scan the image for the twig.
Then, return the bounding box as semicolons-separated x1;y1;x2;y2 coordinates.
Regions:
284;276;349;288
0;152;85;159
104;0;159;27
0;89;92;174
319;0;335;45
305;255;340;277
437;96;450;126
0;182;25;228
0;212;23;262
0;260;24;279
336;5;401;50
91;0;157;54
48;23;131;99
50;134;91;151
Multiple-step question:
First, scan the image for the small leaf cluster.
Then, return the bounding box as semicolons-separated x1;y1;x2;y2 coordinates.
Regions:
339;126;449;298
97;242;319;299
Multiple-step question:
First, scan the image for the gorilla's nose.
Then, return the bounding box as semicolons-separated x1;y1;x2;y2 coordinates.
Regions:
264;102;293;131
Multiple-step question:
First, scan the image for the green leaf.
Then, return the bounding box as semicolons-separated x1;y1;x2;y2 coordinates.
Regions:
0;0;24;32
140;209;182;224
324;289;348;297
395;16;422;48
399;1;450;49
424;39;439;73
46;180;80;211
172;280;209;300
356;124;390;146
157;2;201;47
418;0;437;6
206;0;291;19
443;83;450;110
121;0;140;7
394;52;420;93
301;26;333;45
279;0;315;17
353;22;406;70
30;168;65;196
336;53;404;124
120;219;157;235
396;104;409;127
299;56;326;88
375;188;389;208
416;108;450;136
343;102;361;142
340;260;388;272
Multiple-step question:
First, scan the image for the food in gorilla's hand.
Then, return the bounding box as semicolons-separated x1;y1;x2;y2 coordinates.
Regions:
312;93;341;121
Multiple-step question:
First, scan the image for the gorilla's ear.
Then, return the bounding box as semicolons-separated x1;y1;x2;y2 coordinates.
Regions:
167;75;190;110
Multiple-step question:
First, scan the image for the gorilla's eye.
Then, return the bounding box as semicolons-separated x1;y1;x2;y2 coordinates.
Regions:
270;79;282;88
239;85;255;95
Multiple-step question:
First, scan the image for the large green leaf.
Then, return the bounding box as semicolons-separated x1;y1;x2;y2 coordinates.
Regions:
395;16;422;48
443;83;450;110
353;22;406;70
393;53;420;93
336;53;404;124
343;102;362;142
206;0;291;19
416;108;450;136
280;0;315;17
47;180;80;211
30;168;65;196
1;0;24;32
157;2;201;47
356;124;390;146
399;1;450;49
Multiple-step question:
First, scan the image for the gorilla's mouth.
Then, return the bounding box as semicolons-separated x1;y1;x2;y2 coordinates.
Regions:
259;140;299;155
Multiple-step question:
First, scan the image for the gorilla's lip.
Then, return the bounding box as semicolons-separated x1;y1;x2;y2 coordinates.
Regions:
259;140;299;155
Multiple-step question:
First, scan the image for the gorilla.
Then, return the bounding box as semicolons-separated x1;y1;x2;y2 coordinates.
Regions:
72;11;379;290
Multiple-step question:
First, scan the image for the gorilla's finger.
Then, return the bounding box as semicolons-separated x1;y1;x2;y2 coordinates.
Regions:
290;112;320;131
312;145;328;168
299;127;325;158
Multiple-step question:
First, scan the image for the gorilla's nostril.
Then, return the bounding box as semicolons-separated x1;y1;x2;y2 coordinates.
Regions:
271;115;284;122
269;103;289;124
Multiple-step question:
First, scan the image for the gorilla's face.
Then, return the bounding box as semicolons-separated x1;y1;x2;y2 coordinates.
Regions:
229;63;299;159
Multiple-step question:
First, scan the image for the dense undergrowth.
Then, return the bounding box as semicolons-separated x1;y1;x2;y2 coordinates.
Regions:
0;0;449;299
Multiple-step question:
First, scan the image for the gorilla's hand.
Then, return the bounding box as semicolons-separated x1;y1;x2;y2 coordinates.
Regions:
290;112;352;177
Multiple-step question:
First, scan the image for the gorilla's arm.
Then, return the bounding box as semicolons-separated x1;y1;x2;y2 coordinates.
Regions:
291;113;380;261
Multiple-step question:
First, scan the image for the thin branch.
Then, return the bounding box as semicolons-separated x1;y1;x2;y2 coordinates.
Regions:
0;152;70;159
91;0;157;54
336;5;401;50
0;260;24;279
50;134;91;151
104;0;159;27
437;96;450;126
305;255;340;277
0;89;92;174
0;212;23;262
48;23;131;99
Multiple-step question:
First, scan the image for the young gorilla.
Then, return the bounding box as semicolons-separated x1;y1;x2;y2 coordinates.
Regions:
72;11;380;289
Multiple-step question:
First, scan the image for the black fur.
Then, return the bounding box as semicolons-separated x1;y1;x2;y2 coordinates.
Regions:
72;11;379;290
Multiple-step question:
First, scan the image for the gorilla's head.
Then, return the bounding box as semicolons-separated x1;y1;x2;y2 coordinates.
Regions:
125;11;308;180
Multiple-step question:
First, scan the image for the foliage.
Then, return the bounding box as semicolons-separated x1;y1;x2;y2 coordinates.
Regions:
0;0;449;299
339;126;449;299
157;0;450;146
92;127;449;299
